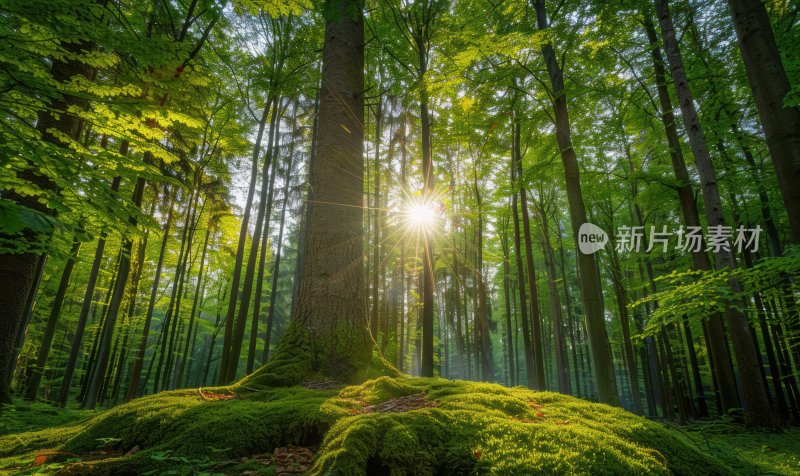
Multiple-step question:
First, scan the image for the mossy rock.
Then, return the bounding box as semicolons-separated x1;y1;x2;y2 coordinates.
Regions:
0;377;731;475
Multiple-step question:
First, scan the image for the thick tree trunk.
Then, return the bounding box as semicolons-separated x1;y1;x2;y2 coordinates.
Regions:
727;0;800;243
244;0;372;385
0;44;92;405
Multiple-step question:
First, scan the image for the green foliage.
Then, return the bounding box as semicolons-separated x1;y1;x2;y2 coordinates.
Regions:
631;247;800;334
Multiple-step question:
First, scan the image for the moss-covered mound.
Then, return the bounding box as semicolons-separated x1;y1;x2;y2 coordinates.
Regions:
0;376;731;475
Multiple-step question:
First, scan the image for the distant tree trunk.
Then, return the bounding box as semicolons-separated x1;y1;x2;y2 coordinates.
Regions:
500;218;516;386
656;0;774;427
244;0;372;385
511;159;536;389
58;176;121;408
472;155;493;381
224;97;281;383
512;113;545;389
536;202;571;394
154;189;197;392
556;222;582;398
126;188;175;400
219;97;274;383
534;0;619;406
370;95;383;341
726;0;800;243
83;174;145;410
24;238;81;401
247;199;272;374
262;111;297;364
177;226;210;386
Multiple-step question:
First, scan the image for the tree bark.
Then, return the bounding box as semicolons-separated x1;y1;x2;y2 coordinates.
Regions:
656;0;774;427
125;188;175;400
727;0;800;243
534;0;619;405
244;0;372;385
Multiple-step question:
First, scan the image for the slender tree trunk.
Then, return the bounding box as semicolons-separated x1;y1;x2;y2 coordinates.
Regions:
154;189;197;392
512;114;545;389
534;0;619;405
419;55;435;379
501;221;516;387
538;211;571;394
24;238;81;400
126;189;175;400
511;159;536;388
219;98;274;383
263;112;297;364
177;226;210;386
83;174;145;409
224;97;281;383
642;16;740;415
370;95;383;341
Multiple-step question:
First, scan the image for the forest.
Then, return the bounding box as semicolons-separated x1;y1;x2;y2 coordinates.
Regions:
1;0;800;473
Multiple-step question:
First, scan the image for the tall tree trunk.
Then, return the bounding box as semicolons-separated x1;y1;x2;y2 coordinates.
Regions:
642;16;740;415
24;238;81;400
500;221;516;386
154;189;197;391
512;113;546;390
126;188;175;400
177;226;210;386
0;44;92;404
511;159;536;388
726;0;800;243
534;0;619;405
656;0;774;427
224;98;281;383
370;95;383;341
263;112;297;364
419;51;435;380
83;174;145;410
219;98;274;383
540;218;571;394
244;0;372;385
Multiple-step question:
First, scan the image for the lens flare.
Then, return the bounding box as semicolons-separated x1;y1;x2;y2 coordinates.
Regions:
401;197;439;235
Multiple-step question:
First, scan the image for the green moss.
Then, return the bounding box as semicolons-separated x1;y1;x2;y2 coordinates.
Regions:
0;399;92;436
0;377;734;475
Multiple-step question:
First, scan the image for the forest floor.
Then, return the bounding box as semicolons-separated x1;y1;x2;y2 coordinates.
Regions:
0;378;798;475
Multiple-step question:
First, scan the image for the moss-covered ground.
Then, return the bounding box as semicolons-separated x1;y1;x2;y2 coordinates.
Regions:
0;377;795;475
